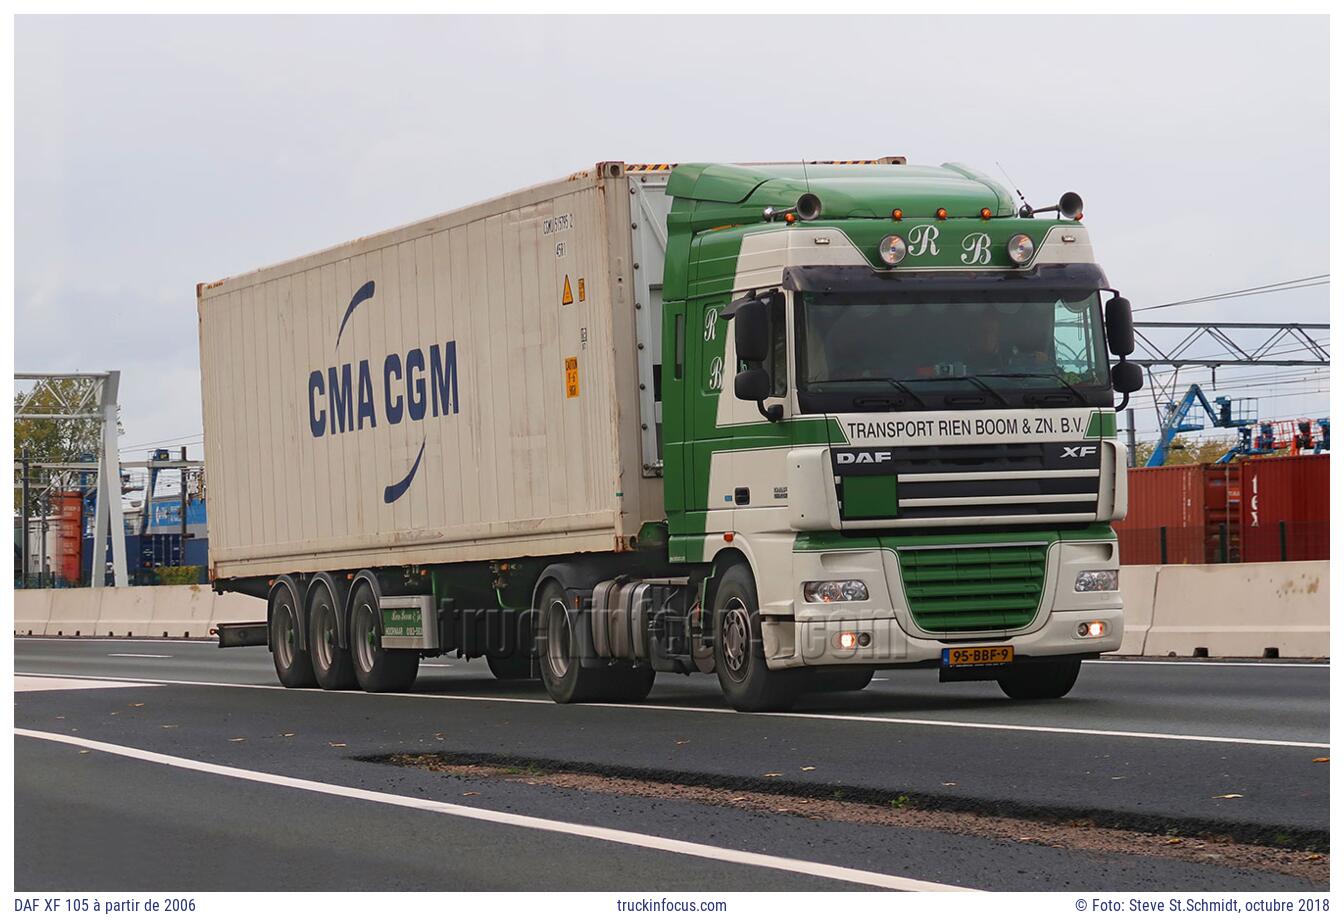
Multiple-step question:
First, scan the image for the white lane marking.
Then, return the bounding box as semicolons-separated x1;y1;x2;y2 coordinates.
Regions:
15;671;1328;750
15;676;160;693
15;728;968;892
108;654;173;659
1093;659;1328;669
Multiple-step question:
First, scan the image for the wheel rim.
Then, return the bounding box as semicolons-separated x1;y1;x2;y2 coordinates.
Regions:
275;601;297;670
354;602;378;674
313;602;335;672
721;597;751;682
545;599;572;679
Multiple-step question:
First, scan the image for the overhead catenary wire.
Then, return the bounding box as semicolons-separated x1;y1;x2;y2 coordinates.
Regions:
1134;274;1329;312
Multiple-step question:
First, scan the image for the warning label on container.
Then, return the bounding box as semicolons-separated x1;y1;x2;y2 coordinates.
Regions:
562;275;574;306
578;278;586;302
565;356;580;398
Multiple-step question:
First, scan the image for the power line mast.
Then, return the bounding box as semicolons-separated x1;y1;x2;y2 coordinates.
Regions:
14;370;129;588
1129;322;1330;442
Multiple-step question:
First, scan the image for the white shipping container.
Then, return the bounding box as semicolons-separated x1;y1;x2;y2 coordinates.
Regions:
198;164;672;580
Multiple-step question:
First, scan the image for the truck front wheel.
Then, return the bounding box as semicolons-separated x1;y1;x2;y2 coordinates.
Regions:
712;562;799;712
997;657;1082;700
350;582;419;693
270;582;316;688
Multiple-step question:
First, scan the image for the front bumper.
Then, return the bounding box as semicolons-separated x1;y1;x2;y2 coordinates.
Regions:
761;533;1124;670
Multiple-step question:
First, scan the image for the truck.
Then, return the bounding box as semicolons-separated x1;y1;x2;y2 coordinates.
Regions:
199;158;1142;712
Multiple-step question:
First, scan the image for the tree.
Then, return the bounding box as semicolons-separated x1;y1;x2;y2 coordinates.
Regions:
1132;434;1240;467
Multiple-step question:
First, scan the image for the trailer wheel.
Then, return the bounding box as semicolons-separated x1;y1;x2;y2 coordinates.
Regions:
799;667;875;694
270;582;316;688
350;581;419;693
308;581;357;690
997;657;1082;700
712;561;799;712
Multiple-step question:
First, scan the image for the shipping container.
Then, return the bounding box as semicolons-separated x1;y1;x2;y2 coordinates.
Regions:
1239;453;1330;562
1113;464;1205;564
198;165;667;580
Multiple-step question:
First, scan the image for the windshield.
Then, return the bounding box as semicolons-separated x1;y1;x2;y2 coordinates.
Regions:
795;287;1110;410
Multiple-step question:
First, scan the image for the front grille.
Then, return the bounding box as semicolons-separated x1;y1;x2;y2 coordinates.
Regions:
898;543;1048;632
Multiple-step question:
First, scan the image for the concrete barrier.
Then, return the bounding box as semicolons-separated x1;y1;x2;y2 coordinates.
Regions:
95;587;157;638
148;584;217;639
1116;565;1158;656
12;585;265;640
47;587;104;637
1144;560;1328;658
14;588;55;637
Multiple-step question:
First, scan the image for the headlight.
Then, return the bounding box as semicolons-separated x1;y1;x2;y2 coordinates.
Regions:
1006;233;1035;265
1074;570;1119;592
803;580;870;603
878;235;907;266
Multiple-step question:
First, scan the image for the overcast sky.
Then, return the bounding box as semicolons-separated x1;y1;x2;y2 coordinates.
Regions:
15;14;1330;462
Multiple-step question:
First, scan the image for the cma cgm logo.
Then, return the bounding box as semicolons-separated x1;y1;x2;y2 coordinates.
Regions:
306;280;462;504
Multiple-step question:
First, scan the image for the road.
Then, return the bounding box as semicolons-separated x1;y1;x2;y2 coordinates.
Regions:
14;638;1330;892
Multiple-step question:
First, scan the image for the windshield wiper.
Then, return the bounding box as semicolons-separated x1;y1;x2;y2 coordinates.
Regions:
815;377;928;408
978;372;1089;405
896;375;1010;408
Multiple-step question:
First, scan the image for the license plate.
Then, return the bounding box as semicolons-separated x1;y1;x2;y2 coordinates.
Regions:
942;645;1014;668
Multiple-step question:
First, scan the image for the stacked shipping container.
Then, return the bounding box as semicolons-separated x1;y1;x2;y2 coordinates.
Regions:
1116;455;1327;564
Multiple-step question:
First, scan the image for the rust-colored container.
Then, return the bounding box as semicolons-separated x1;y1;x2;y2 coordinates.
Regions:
53;490;84;585
1239;454;1330;562
1114;464;1206;564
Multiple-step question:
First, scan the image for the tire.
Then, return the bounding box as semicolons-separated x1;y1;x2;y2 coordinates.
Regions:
536;580;656;703
349;581;419;692
270;582;316;688
997;657;1082;700
712;561;799;712
308;581;358;690
799;667;875;694
486;652;535;680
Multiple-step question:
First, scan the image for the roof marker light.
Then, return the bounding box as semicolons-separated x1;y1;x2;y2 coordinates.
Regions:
936;207;948;220
980;208;992;220
784;213;796;224
891;208;903;221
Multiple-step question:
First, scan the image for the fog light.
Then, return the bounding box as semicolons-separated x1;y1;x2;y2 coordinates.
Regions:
1074;570;1119;592
1006;233;1035;265
804;580;870;603
1076;620;1109;639
833;631;872;650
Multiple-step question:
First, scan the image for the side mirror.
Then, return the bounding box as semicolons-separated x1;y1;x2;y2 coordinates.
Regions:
1105;295;1135;357
1111;361;1144;394
734;367;771;402
732;297;770;363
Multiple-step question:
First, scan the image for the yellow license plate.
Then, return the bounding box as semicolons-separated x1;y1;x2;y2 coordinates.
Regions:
943;645;1014;668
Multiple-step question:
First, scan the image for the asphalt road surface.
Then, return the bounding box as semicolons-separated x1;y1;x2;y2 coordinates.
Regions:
14;638;1330;892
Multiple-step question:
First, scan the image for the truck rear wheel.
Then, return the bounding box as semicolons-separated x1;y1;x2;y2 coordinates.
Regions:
270;582;316;688
712;561;799;712
308;581;357;690
350;581;419;693
997;657;1082;700
536;581;655;703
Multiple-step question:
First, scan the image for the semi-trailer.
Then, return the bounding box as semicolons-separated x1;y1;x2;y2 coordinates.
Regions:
200;158;1141;711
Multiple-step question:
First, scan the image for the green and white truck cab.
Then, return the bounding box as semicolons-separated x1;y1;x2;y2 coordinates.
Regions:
656;160;1140;707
